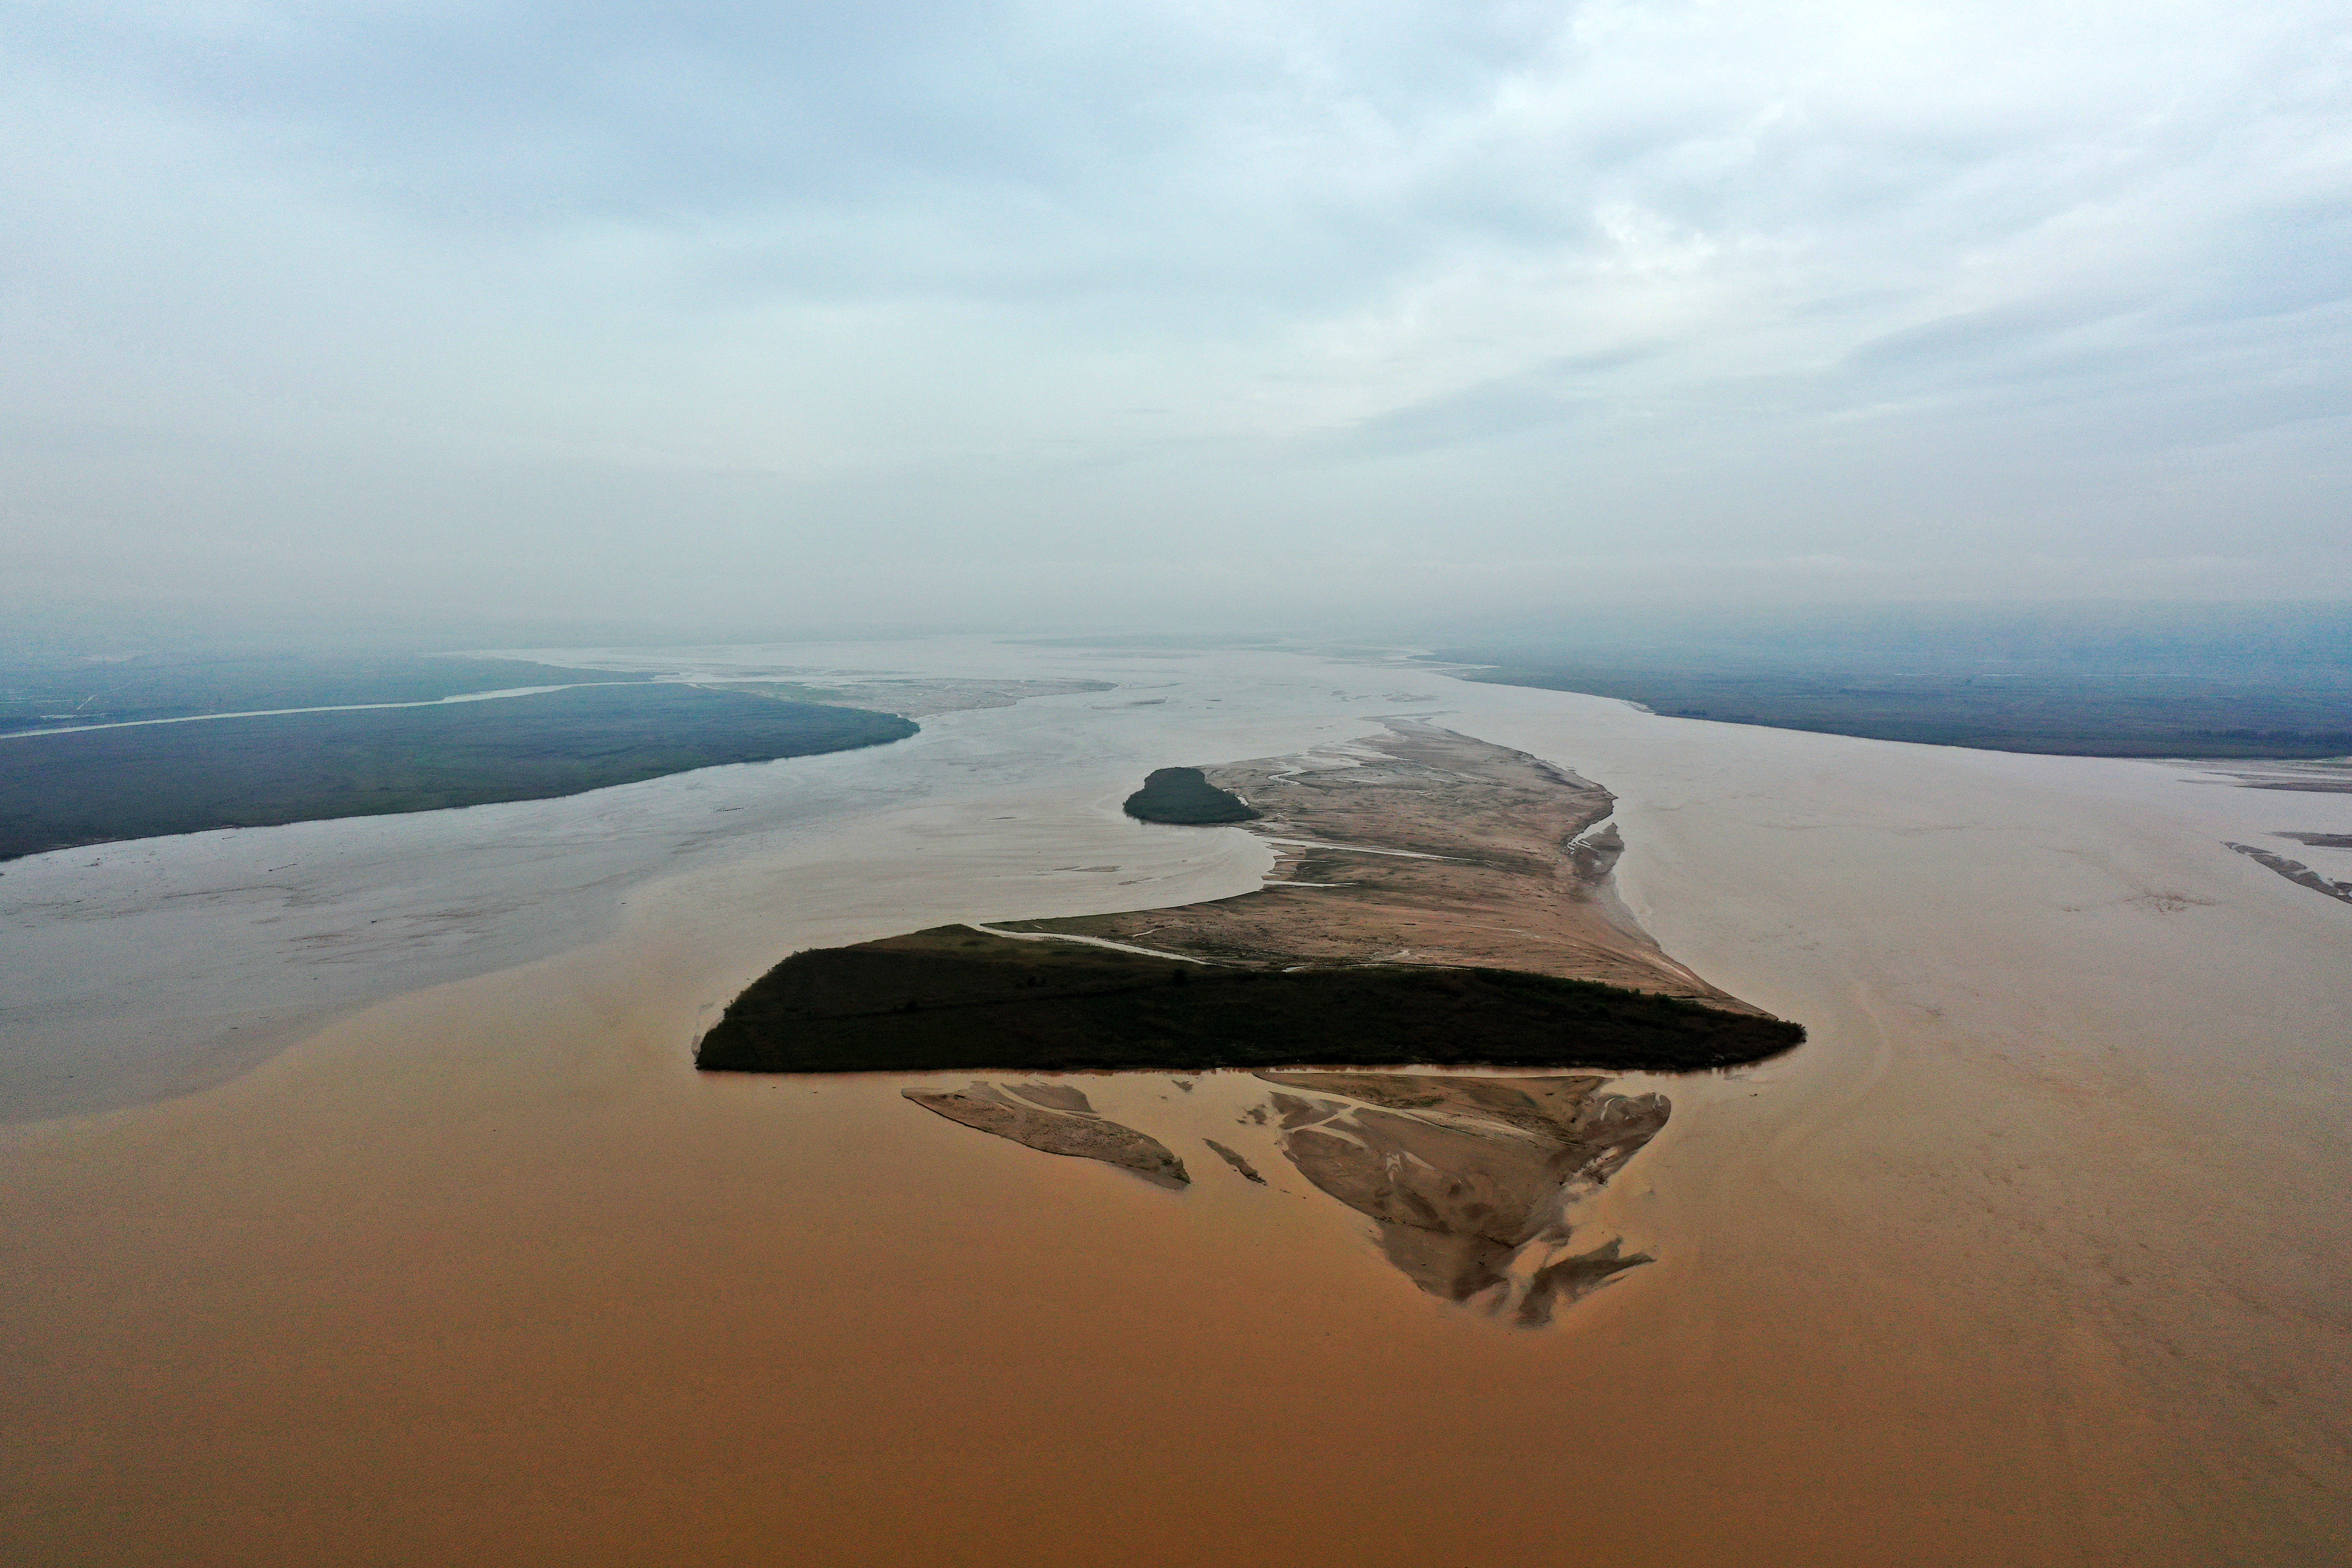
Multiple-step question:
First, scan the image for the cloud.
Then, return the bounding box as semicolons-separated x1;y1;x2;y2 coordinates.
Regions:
3;0;2349;628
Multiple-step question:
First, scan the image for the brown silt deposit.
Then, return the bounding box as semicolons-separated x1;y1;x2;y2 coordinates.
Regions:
1009;719;1746;1005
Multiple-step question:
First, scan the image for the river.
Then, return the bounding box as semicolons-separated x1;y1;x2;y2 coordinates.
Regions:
4;638;2347;1565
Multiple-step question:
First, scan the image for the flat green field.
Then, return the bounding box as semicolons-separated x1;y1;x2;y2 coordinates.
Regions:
0;683;916;861
695;925;1804;1075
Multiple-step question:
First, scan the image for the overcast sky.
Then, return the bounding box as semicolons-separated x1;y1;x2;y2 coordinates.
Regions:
6;0;2348;634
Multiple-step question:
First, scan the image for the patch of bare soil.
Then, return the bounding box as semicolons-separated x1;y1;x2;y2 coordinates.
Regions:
1010;719;1755;1009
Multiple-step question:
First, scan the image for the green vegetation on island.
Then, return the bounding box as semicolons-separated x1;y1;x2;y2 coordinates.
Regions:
0;651;653;734
1122;766;1261;824
694;925;1803;1075
0;683;916;861
1431;606;2352;759
1442;659;2352;759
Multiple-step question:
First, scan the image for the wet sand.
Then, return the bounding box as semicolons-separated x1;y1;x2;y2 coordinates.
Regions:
5;645;2351;1565
706;674;1115;716
904;1081;1192;1187
1017;718;1746;1005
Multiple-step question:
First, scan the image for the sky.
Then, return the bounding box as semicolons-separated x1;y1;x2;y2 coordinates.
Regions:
5;0;2349;636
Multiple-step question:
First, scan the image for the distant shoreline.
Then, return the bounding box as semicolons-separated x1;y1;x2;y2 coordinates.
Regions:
0;685;918;863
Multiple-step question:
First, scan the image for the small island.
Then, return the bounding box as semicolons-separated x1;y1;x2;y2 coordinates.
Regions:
1122;766;1260;824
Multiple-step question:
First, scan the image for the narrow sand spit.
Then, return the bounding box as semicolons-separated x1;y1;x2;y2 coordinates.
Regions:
3;642;2349;1568
2226;841;2352;904
705;675;1114;716
1256;1070;1667;1325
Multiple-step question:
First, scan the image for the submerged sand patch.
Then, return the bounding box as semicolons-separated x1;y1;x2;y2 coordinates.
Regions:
1258;1070;1666;1325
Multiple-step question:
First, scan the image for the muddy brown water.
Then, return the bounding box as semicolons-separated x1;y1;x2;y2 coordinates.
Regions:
5;646;2349;1565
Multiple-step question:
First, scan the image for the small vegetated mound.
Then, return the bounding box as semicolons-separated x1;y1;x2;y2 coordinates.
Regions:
1121;766;1259;825
694;926;1803;1075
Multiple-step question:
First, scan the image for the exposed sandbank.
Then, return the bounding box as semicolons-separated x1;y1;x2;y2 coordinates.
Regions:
2225;842;2352;904
1011;720;1752;1008
903;1083;1189;1187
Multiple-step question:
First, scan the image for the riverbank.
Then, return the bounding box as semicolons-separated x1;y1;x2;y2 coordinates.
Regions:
5;640;2348;1566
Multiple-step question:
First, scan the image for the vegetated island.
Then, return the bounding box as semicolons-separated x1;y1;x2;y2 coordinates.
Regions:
0;683;916;862
701;676;1114;717
698;721;1804;1076
696;925;1798;1074
1122;766;1261;824
884;1061;1679;1325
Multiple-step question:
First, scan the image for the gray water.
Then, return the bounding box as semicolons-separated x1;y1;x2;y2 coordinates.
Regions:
1;638;1446;1121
